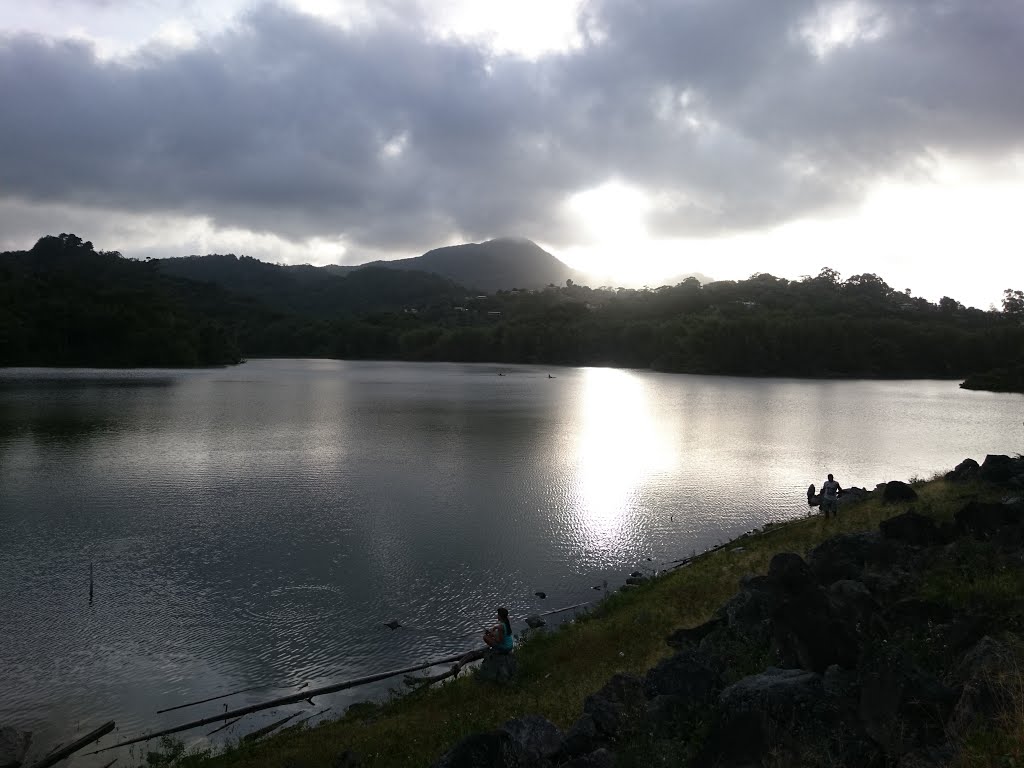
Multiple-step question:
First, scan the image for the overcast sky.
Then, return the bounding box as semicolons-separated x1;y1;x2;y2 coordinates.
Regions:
1;0;1021;307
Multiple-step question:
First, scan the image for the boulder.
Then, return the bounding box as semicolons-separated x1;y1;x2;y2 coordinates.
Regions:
946;636;1013;739
828;580;883;636
771;580;861;673
432;731;523;768
703;667;876;767
945;458;980;483
332;751;362;768
625;576;648;586
559;714;602;759
525;615;546;629
642;649;721;704
980;454;1015;483
498;715;562;764
884;598;953;634
560;748;615;768
0;729;31;768
882;480;919;503
582;674;646;740
879;511;944;546
837;486;871;507
807;532;897;585
477;653;518;685
768;552;815;592
859;644;958;755
665;617;723;650
715;575;780;645
955;500;1024;538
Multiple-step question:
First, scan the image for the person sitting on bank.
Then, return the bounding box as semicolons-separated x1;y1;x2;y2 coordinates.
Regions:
483;607;514;654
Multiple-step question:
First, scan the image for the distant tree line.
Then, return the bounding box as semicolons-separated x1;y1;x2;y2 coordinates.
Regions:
0;234;242;367
2;235;1022;389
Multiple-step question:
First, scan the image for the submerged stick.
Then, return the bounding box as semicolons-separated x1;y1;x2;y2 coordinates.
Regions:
156;686;265;714
91;652;473;752
206;715;246;737
242;713;299;743
29;721;115;768
288;707;331;730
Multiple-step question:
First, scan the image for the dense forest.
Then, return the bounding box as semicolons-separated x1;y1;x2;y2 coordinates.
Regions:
0;234;244;366
2;234;1022;389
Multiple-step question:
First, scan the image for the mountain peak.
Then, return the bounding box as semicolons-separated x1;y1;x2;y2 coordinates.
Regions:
376;237;581;292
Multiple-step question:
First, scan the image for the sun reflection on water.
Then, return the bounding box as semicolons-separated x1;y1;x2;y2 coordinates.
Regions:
573;368;676;549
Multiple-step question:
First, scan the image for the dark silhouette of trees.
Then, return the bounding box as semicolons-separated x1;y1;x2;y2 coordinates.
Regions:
3;235;1022;386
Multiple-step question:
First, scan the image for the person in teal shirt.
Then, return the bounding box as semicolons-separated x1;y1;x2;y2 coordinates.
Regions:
483;607;514;653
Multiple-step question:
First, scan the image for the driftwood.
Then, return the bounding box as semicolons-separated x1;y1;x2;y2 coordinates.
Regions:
28;721;115;768
90;652;474;753
403;649;487;690
241;713;299;743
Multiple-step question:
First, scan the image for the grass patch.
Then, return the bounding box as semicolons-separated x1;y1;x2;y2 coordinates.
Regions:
177;478;1009;768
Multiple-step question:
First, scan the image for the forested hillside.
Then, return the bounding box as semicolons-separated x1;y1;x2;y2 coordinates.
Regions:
2;235;1022;385
0;234;244;366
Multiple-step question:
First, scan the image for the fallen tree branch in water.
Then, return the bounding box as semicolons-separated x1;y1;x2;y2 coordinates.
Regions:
88;652;474;753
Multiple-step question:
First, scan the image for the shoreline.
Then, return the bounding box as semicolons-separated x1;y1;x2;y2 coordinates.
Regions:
75;453;1022;768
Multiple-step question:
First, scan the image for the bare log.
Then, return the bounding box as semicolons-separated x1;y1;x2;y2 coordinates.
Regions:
28;721;115;768
91;652;473;753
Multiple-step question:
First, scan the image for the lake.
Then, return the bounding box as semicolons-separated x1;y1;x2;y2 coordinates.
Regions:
1;359;1020;760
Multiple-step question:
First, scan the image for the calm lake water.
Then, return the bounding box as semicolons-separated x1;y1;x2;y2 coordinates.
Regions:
1;359;1021;760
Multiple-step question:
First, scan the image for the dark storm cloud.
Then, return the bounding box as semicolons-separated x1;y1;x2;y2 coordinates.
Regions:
0;0;1021;250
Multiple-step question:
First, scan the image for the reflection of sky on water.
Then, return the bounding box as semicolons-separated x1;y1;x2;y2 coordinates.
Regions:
1;360;1022;763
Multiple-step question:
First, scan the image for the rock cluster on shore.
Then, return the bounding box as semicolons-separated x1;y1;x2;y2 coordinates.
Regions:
433;457;1024;768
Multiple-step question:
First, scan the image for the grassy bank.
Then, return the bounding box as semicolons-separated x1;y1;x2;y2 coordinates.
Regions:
180;475;1020;768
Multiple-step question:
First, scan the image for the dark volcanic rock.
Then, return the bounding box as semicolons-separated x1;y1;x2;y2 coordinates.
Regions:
980;454;1014;483
582;674;646;740
559;714;602;759
704;667;876;767
771;581;861;673
477;653;518;684
879;511;944;546
955;500;1024;538
642;649;721;704
432;731;523;768
859;645;958;755
807;531;898;585
498;715;561;764
882;480;919;503
665;617;723;649
768;552;815;592
560;748;615;768
947;636;1014;739
946;458;980;483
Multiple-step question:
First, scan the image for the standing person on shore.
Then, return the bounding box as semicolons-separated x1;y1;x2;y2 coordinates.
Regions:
821;473;842;518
